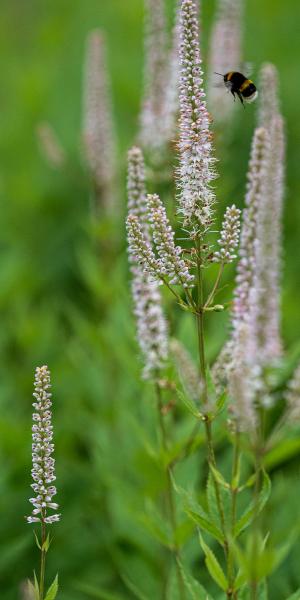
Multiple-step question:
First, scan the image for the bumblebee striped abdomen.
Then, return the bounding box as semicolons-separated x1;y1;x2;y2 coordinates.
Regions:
223;71;258;105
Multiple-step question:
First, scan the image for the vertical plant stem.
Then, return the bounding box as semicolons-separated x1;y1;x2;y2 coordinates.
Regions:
39;517;46;600
250;444;262;600
155;381;186;600
195;238;229;560
227;430;241;599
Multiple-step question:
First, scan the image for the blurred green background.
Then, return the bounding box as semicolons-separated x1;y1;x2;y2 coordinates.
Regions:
1;0;300;598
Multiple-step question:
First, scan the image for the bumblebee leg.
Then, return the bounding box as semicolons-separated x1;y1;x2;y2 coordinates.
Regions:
231;90;236;102
237;91;245;108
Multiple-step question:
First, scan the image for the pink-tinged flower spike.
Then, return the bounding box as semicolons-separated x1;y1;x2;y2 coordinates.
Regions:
258;63;280;129
213;204;241;263
178;0;217;234
249;115;285;363
250;64;285;364
127;148;168;379
286;362;300;423
139;0;168;158
127;147;150;242
147;193;194;287
82;30;116;214
160;3;181;147
27;366;60;525
228;322;257;432
232;127;270;333
207;0;243;122
127;214;161;278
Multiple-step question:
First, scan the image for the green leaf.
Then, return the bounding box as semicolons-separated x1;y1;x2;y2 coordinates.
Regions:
174;482;224;544
216;391;227;414
263;438;300;469
286;589;300;600
122;575;148;600
42;533;51;552
177;389;202;419
199;533;228;592
33;531;41;550
139;500;172;547
44;574;58;600
234;471;271;537
178;561;213;599
209;465;230;489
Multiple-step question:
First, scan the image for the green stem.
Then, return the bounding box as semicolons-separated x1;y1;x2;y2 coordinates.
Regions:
39;518;46;600
227;430;241;599
250;445;262;600
195;238;228;559
204;263;224;308
156;381;186;600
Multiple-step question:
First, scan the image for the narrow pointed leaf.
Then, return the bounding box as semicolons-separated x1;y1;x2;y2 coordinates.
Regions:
175;483;224;544
178;560;213;599
234;471;271;537
44;574;58;600
199;533;228;591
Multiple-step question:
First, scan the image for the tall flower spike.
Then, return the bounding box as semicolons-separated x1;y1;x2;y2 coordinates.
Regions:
228;322;257;432
147;193;194;287
213;204;241;263
207;0;244;122
127;148;168;379
27;366;60;525
82;30;116;214
250;63;285;364
139;0;168;158
232;127;270;334
178;0;217;234
160;2;181;147
170;339;201;403
258;63;280;129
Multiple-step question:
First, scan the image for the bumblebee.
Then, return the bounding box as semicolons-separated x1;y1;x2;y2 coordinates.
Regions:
215;71;258;106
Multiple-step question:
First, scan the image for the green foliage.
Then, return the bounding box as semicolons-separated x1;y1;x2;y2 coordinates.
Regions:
199;533;228;591
44;575;59;600
1;0;300;598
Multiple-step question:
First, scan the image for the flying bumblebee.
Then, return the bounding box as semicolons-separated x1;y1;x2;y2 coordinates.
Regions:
215;71;258;106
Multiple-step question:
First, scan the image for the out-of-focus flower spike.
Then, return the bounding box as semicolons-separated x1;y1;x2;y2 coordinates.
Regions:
82;29;117;215
139;0;168;159
127;214;160;277
232;127;270;333
213;204;241;263
170;338;201;402
250;115;285;363
37;122;66;169
147;193;194;287
178;0;217;235
160;2;181;147
127;148;168;380
207;0;244;122
258;62;280;128
26;366;60;525
228;322;257;432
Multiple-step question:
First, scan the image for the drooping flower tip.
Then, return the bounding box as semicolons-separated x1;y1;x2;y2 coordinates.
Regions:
178;0;217;231
127;146;148;234
126;214;159;274
213;204;241;263
26;365;60;525
147;193;194;287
